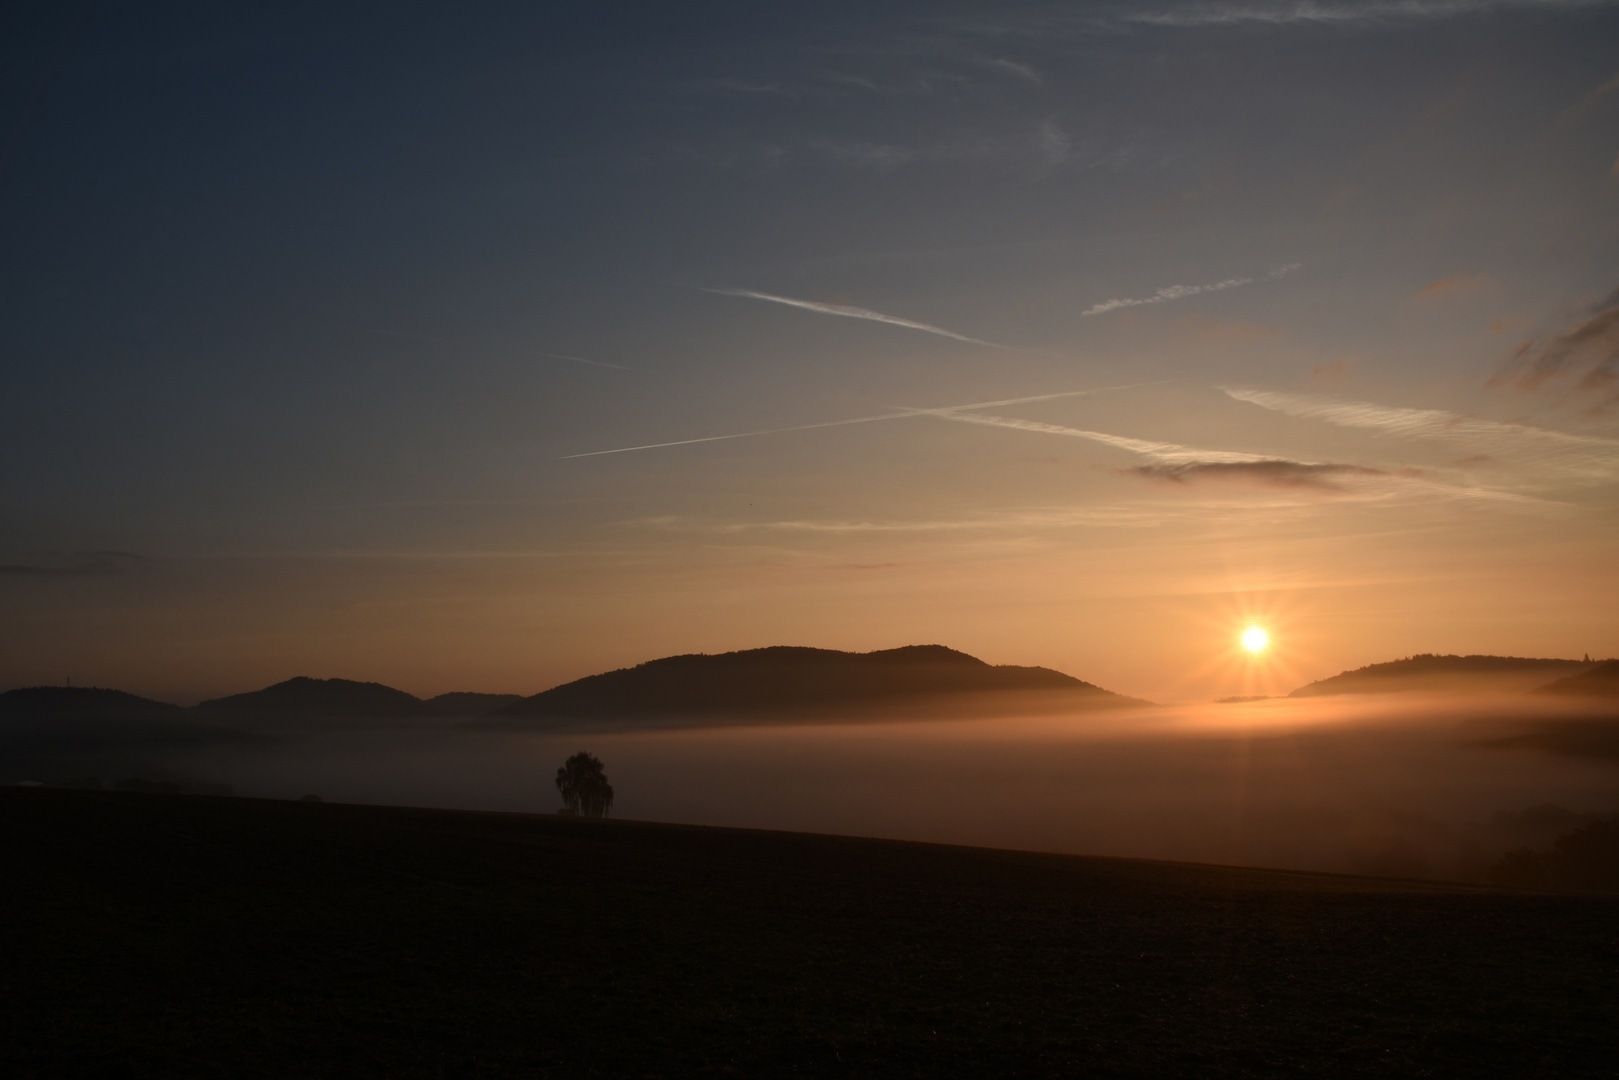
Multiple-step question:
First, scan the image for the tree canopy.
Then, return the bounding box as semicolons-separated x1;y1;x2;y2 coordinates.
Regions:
555;752;614;818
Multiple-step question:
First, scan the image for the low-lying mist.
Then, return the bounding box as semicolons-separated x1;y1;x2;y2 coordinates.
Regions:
14;692;1619;884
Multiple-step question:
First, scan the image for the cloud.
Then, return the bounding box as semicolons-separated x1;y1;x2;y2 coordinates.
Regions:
1128;461;1390;489
705;288;1002;346
1122;0;1616;29
1223;386;1619;481
910;408;1275;463
563;390;1105;459
538;352;639;372
569;380;1530;506
1037;120;1071;163
1082;264;1300;317
985;57;1042;84
912;408;1439;494
563;409;923;460
0;550;145;577
1493;286;1619;412
1083;278;1251;317
1415;273;1489;301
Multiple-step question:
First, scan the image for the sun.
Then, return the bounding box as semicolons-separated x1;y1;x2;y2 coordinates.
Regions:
1241;626;1270;654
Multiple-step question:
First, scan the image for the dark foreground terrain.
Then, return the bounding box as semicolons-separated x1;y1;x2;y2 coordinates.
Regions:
4;789;1616;1078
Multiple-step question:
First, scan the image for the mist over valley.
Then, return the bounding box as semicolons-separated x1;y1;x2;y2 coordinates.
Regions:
8;645;1615;888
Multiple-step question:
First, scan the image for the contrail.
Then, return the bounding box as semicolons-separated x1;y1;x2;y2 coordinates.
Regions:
706;287;1003;347
562;411;921;459
539;352;639;372
908;410;1271;463
1221;386;1619;483
562;389;1117;459
1082;264;1301;317
916;407;1535;503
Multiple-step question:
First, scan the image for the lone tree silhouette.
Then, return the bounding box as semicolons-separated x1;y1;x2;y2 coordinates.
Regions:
555;752;614;818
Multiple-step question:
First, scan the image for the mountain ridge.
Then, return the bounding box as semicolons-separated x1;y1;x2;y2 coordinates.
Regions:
489;644;1136;724
1289;654;1594;698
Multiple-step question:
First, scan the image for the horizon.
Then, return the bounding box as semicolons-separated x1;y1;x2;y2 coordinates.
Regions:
5;641;1613;708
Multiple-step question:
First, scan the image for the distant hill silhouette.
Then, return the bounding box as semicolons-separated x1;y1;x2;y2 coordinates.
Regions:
1533;660;1619;698
0;686;184;720
196;677;428;718
421;692;523;716
1290;654;1590;697
491;645;1134;725
190;679;520;722
0;686;247;761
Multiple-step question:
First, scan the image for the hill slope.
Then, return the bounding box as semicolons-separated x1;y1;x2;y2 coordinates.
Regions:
196;676;428;718
492;644;1133;723
0;686;245;763
1290;654;1589;697
420;692;523;716
1534;660;1619;698
3;787;1614;1077
0;686;184;721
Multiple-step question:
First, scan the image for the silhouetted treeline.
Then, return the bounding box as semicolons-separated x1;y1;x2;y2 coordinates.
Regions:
1489;818;1619;893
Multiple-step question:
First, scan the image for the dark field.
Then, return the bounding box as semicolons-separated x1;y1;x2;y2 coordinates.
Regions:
4;789;1616;1078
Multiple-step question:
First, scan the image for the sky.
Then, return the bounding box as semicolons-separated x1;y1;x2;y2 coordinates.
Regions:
3;0;1618;704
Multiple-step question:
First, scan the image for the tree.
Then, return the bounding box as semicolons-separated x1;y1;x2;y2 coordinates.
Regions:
555;751;614;818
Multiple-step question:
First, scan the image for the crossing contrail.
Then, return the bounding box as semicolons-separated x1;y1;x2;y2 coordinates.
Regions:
562;389;1113;459
706;287;1004;347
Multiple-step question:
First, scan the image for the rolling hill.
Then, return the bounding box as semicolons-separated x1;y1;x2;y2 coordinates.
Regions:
196;676;427;718
490;644;1135;725
1533;660;1619;698
1;686;185;721
1289;654;1591;697
194;678;521;721
0;686;247;763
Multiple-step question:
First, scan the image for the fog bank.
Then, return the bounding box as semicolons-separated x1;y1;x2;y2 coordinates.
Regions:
17;693;1615;883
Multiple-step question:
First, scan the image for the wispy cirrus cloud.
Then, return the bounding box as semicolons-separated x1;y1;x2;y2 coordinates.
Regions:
1492;286;1619;413
1122;0;1616;29
706;287;1003;346
984;56;1042;84
1128;460;1390;488
904;407;1273;463
910;402;1532;500
1082;264;1300;317
565;380;1534;502
1223;386;1619;481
